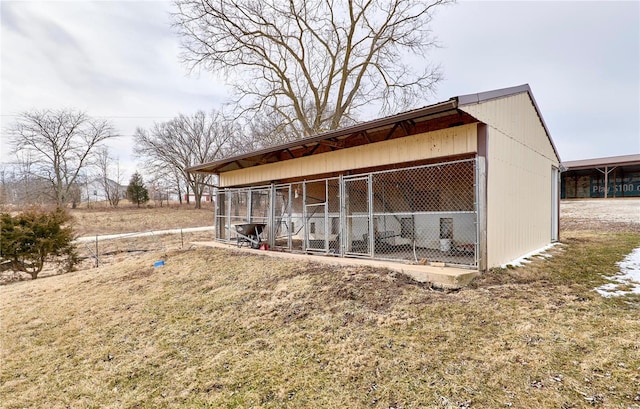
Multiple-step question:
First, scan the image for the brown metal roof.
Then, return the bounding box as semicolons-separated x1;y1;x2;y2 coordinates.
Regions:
186;99;459;174
562;154;640;171
186;83;557;175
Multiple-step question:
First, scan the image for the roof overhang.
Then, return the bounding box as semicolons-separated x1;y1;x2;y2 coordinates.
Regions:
562;154;640;171
186;99;462;175
186;83;560;176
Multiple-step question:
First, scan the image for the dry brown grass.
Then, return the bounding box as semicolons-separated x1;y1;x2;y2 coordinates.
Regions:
1;203;640;408
69;202;215;236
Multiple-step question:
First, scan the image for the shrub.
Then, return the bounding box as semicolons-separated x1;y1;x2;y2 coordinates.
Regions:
0;207;78;279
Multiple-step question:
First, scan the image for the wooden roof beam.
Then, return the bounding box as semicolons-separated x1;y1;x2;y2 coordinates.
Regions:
318;139;343;149
383;123;400;140
285;148;296;159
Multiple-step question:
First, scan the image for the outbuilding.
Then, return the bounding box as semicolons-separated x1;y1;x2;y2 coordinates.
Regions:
188;84;560;272
561;154;640;199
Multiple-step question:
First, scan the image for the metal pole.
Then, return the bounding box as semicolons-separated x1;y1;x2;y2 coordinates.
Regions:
604;166;608;198
213;187;218;239
325;180;329;252
339;175;346;257
247;189;253;222
476;157;487;272
596;166;616;199
269;183;276;248
226;191;232;241
95;235;99;267
302;182;307;252
287;185;292;250
368;174;374;258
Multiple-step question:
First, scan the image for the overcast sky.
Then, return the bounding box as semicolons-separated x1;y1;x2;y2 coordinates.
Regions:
1;0;639;181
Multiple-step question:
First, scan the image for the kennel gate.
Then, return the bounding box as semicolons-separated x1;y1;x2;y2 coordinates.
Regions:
215;158;479;268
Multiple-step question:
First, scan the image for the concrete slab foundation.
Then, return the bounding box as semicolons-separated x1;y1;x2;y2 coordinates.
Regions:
192;241;479;289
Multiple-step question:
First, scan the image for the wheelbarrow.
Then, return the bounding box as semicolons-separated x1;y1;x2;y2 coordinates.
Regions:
227;223;266;249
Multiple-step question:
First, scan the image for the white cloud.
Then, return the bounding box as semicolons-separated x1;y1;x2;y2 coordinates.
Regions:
429;1;639;161
1;0;638;179
1;0;229;178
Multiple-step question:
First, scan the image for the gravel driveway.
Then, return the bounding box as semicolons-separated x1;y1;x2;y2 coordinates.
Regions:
561;198;640;232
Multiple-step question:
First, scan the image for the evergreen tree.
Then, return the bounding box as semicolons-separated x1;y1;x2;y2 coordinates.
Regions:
0;207;78;279
127;172;149;207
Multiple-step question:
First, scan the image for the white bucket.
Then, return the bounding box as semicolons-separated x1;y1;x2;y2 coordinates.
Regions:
440;238;452;252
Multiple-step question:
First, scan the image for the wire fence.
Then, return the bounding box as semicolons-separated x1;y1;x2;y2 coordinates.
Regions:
74;227;215;268
215;158;478;267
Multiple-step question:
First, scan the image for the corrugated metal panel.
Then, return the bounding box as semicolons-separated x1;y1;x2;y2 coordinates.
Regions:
461;92;560;268
462;93;558;164
219;124;478;187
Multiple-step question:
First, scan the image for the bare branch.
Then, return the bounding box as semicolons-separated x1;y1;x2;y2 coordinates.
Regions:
172;0;452;140
9;109;118;207
135;110;236;209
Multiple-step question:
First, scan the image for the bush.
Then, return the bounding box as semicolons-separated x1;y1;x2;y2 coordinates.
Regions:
0;207;78;279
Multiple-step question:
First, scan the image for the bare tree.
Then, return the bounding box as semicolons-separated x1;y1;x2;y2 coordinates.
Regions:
134;110;234;209
0;165;9;207
95;147;124;207
12;152;52;206
172;0;451;139
9;110;117;208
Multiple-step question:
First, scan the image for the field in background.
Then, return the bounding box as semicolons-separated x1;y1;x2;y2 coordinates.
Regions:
1;200;639;408
70;202;215;236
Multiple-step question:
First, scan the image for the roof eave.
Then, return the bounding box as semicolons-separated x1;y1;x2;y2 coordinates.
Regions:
185;99;459;174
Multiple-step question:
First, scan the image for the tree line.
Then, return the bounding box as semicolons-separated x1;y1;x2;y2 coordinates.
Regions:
1;0;451;210
1;0;451;280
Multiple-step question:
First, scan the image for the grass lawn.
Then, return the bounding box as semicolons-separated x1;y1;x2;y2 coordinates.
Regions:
1;227;639;408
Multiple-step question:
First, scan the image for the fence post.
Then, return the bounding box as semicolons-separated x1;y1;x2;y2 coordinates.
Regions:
476;157;487;272
368;173;374;258
95;235;99;267
269;183;276;248
339;175;346;257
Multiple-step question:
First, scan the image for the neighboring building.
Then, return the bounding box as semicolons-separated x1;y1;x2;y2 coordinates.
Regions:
83;178;126;203
561;154;640;199
187;84;560;271
184;193;213;202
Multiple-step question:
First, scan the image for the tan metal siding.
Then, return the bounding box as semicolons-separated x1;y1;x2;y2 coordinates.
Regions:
461;93;560;268
462;93;558;163
219;124;478;187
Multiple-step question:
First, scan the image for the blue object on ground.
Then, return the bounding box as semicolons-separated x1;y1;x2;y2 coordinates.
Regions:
154;260;165;268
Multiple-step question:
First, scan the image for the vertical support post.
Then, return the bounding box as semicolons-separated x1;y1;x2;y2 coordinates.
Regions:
476;156;487;272
246;189;253;222
604;166;609;198
213;187;220;240
368;173;374;258
325;180;330;252
95;235;99;267
302;181;308;252
339;175;346;257
226;191;232;241
287;185;293;250
268;183;276;248
596;166;616;199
